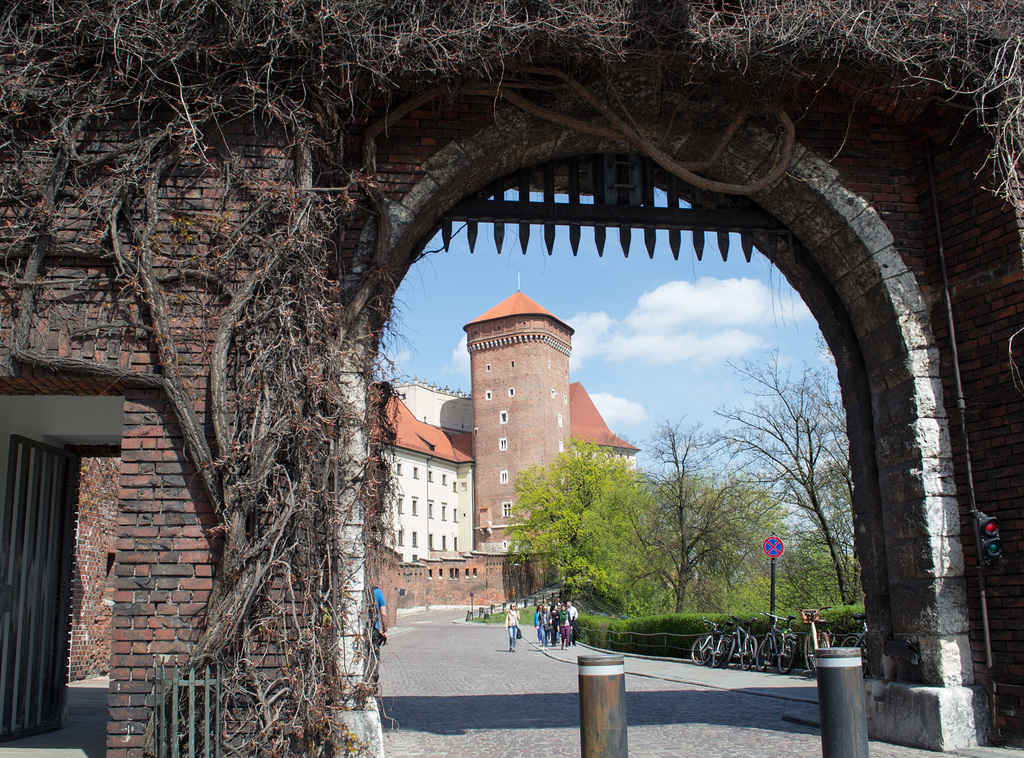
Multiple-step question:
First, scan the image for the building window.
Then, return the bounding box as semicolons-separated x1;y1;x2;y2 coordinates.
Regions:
499;437;508;451
559;440;564;453
413;466;419;479
396;463;403;476
473;568;478;577
412;554;418;562
397;497;404;514
441;474;447;485
558;413;563;428
508;387;515;397
398;529;404;546
551;388;556;398
428;534;434;549
486;363;491;372
428;501;434;518
511;361;515;368
412;532;418;547
485;390;492;400
461;482;468;491
442;535;447;550
548;360;551;369
428;569;432;578
564;395;568;404
411;498;418;516
428;470;433;483
453;481;458;493
500;411;508;424
500;470;509;484
502;501;512;518
441;504;447;520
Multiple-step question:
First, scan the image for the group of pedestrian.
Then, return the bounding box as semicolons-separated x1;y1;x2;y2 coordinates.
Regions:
505;599;580;652
534;601;579;650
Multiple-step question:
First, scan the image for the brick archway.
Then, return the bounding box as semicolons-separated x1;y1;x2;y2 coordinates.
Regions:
369;86;986;749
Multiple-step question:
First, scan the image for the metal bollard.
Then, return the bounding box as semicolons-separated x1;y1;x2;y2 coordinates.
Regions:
578;655;627;758
815;647;869;758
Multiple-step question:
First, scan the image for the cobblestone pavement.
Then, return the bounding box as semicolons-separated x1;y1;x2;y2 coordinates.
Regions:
379;610;962;758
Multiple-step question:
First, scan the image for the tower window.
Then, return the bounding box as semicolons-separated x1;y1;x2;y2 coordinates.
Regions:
499;437;508;451
486;363;492;372
486;390;492;400
511;361;515;368
559;440;564;452
558;413;563;428
500;411;508;424
502;502;512;518
551;389;556;398
500;470;509;484
508;387;515;397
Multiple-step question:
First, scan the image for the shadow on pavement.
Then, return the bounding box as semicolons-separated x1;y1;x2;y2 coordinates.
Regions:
380;689;819;736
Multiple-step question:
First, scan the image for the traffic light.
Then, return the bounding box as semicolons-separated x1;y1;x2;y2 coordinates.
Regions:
973;511;1003;565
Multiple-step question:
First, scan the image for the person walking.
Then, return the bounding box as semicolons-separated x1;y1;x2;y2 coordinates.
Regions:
558;603;571;650
545;604;557;647
506;602;520;652
535;604;547;647
567;600;579;646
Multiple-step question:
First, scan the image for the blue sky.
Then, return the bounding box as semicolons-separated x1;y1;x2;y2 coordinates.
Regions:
388;224;824;459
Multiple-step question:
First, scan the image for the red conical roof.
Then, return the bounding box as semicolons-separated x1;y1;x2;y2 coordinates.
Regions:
464;292;573;334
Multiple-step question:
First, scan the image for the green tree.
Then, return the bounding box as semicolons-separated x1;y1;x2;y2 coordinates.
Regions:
615;421;780;613
507;439;643;598
717;352;859;606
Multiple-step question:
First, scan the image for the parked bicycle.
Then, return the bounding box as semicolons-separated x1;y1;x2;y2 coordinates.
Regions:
756;612;798;674
800;607;832;671
713;616;757;670
690;617;728;667
836;612;869;677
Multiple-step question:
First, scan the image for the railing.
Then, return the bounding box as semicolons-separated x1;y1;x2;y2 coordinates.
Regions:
155;664;221;758
580;626;814;663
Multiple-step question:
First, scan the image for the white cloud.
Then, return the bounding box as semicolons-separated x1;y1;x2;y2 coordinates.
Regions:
569;277;811;369
588;392;648;430
441;335;470;383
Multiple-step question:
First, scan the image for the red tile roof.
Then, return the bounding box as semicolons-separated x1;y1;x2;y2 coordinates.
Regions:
387;398;473;463
464;291;574;334
570;383;640;452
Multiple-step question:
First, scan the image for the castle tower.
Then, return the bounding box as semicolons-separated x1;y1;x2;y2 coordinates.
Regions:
464;292;574;551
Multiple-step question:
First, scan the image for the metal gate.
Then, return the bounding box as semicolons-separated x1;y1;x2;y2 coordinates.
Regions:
0;435;79;741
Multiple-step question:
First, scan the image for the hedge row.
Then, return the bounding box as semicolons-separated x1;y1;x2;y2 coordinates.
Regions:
576;605;866;659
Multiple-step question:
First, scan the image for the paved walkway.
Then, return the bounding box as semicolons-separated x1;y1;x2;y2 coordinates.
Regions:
381;610;1021;758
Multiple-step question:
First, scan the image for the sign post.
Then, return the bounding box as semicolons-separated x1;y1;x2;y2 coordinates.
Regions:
470;592;474;617
762;535;785;617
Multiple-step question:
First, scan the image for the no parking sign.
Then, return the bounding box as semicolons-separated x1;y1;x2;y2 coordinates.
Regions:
763;535;785;558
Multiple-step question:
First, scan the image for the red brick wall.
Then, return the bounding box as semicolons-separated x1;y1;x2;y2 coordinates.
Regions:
70;456;120;681
370;549;543;612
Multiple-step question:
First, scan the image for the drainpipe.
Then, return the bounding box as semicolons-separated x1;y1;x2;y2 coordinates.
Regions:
924;141;1000;741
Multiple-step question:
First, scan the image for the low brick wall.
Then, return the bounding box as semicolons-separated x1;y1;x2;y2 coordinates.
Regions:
370;549;542;615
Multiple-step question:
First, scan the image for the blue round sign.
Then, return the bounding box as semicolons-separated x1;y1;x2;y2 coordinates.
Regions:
763;536;785;558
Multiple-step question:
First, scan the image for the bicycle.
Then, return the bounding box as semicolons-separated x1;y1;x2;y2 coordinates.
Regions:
713;616;757;670
837;612;869;677
800;608;832;672
690;617;726;666
756;612;798;674
710;617;736;668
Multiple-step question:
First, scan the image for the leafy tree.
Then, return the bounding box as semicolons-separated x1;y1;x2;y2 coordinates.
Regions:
716;352;859;606
615;421;779;613
507;439;643;598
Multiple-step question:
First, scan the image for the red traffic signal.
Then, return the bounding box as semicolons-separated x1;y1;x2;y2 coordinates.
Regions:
973;512;1003;565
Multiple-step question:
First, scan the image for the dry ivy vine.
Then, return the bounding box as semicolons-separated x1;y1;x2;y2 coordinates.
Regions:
2;1;1023;755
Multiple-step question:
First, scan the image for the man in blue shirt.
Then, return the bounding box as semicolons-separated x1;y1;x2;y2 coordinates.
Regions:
372;585;389;644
